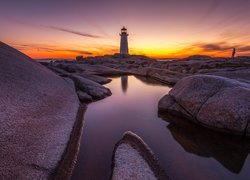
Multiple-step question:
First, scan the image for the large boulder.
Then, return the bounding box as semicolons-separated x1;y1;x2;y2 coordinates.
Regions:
0;42;80;179
159;75;250;136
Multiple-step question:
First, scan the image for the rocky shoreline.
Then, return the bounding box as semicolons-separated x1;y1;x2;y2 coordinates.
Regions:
1;40;250;179
41;53;250;178
41;54;250;138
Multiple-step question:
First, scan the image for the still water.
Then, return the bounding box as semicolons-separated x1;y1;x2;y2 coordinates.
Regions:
71;76;250;180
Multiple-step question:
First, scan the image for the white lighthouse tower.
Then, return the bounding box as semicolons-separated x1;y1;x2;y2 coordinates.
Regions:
120;27;129;55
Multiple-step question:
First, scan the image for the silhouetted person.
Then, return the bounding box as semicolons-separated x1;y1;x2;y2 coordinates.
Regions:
232;48;236;59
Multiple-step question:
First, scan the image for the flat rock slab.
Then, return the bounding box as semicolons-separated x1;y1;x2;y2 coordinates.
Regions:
112;131;169;180
0;41;80;179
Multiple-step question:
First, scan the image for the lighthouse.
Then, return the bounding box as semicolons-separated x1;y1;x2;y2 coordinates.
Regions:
120;27;129;55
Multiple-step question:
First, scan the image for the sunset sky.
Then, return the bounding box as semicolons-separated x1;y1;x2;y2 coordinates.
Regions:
1;0;250;59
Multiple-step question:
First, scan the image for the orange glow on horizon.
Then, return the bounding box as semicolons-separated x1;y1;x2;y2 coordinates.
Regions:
1;0;250;60
17;45;239;60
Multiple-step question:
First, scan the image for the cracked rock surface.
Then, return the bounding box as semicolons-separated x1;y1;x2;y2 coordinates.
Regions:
159;75;250;136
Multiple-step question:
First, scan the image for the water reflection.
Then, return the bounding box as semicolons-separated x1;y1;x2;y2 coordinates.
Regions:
72;76;250;180
121;75;128;93
159;112;250;174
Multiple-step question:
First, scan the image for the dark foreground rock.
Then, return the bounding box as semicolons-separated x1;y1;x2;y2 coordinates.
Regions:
77;73;112;85
0;41;80;179
43;63;114;101
111;131;169;180
41;54;250;86
53;63;128;76
130;67;188;85
159;75;250;136
69;74;112;100
77;91;93;103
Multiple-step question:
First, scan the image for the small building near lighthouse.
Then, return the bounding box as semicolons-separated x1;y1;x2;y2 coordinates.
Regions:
120;27;129;55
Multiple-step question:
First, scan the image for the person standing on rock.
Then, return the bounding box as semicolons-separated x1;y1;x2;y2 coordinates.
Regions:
232;48;236;59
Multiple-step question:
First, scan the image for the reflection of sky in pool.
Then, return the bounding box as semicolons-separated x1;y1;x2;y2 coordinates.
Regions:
71;76;250;180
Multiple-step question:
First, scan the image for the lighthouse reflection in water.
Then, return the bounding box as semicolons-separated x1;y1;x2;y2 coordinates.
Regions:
121;75;128;94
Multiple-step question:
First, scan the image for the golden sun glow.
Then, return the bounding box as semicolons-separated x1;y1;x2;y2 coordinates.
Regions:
1;0;250;59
